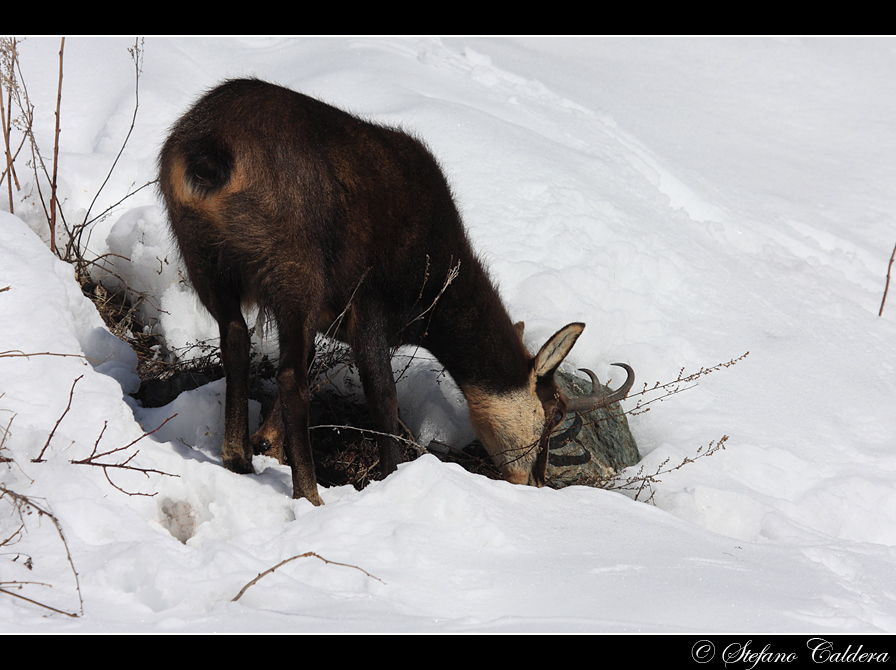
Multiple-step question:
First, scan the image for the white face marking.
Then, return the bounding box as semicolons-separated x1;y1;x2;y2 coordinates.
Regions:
461;322;584;485
464;379;546;483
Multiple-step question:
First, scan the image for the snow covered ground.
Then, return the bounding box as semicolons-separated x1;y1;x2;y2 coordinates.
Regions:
1;35;895;634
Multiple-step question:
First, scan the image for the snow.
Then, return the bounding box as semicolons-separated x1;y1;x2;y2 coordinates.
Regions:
1;35;895;633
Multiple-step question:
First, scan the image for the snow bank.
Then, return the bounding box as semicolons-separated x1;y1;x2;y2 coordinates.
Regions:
1;35;895;633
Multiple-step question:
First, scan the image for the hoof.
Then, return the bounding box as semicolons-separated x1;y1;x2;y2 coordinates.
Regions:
294;487;324;506
224;457;255;475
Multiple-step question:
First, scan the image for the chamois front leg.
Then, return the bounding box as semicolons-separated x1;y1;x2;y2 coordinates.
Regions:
352;315;404;478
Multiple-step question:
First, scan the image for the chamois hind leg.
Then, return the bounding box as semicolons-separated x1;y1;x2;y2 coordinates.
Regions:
276;316;324;505
166;207;255;475
215;295;255;474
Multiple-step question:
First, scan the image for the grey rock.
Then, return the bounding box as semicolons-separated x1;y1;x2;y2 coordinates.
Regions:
545;368;640;489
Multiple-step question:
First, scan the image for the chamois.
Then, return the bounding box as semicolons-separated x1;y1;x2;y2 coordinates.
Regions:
159;78;633;505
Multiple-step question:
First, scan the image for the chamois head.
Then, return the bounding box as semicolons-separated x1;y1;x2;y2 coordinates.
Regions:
464;322;634;487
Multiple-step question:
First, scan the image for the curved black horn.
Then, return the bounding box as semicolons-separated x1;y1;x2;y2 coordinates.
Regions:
565;363;634;413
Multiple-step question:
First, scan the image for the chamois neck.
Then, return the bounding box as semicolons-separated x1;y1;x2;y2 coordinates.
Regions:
423;256;532;395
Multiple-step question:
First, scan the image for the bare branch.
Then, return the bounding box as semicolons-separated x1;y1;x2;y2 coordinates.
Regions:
0;349;87;361
310;423;425;454
32;375;81;462
616;352;751;418
232;551;384;602
599;435;730;503
48;37;63;254
880;241;896;317
1;37;22;212
75;38;143;240
70;414;180;496
0;484;83;616
0;585;79;618
0;412;14;463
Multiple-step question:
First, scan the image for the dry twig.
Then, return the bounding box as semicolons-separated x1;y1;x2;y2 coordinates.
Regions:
880;242;896;317
232;551;384;602
0;413;14;464
70;414;179;496
48;37;63;253
1;37;22;212
65;37;146;271
622;352;750;416
0;349;87;361
0;485;83;617
32;375;81;463
602;435;730;503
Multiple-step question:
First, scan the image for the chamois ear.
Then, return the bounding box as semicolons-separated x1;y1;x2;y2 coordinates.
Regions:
513;321;526;341
533;322;585;379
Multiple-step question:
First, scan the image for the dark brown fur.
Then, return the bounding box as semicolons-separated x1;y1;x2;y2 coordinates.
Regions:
159;78;587;504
